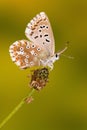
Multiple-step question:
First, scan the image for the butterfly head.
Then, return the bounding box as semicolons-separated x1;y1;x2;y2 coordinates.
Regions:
55;53;59;60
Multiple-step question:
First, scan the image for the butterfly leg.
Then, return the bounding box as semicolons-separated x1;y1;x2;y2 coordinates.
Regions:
48;63;54;71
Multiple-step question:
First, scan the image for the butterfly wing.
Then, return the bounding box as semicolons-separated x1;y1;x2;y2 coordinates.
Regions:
25;12;55;57
9;40;49;69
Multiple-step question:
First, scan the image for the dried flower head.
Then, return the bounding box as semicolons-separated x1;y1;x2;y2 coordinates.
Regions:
29;67;49;90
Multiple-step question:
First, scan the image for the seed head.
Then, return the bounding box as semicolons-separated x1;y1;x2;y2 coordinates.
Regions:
30;67;49;90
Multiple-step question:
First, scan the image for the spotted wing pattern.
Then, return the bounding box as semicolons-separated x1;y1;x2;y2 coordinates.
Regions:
25;12;55;57
9;12;55;69
9;40;48;69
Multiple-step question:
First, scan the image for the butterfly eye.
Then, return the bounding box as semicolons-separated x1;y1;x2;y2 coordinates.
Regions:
55;53;58;58
55;53;59;60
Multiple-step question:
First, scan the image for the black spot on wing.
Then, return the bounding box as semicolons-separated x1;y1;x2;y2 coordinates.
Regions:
40;35;42;38
46;39;50;42
44;34;48;37
34;36;38;39
40;26;43;28
39;30;41;32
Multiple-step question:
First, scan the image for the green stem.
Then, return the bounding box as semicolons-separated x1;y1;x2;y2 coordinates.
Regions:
0;88;35;129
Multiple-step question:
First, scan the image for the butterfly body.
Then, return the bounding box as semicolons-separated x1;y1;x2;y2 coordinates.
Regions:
40;54;59;69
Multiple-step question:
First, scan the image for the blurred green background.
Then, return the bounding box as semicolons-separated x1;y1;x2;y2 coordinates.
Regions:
0;0;87;129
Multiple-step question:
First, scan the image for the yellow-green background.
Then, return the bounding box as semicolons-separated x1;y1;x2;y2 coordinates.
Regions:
0;0;87;129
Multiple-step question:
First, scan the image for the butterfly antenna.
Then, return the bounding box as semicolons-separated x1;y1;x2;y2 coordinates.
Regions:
61;54;74;59
57;41;69;55
57;41;74;59
57;46;68;55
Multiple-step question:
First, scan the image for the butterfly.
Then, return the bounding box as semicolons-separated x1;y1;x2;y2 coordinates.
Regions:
9;12;67;70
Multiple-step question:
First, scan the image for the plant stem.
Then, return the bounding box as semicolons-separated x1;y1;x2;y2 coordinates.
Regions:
0;88;35;129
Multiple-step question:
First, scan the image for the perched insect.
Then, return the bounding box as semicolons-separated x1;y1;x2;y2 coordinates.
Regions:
9;12;67;70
